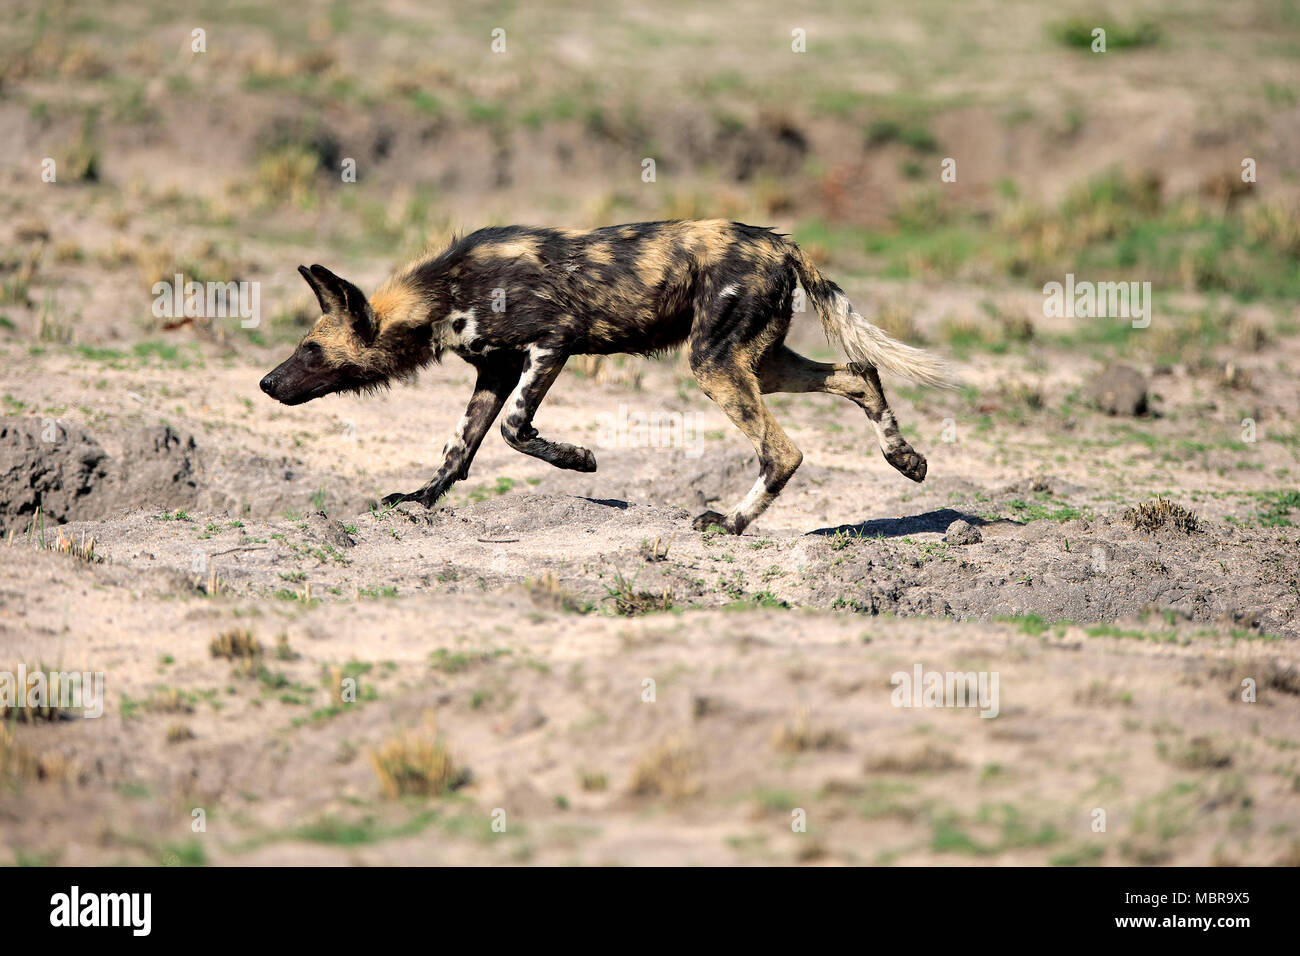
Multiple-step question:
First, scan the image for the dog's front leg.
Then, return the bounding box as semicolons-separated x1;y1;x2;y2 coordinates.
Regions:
381;353;523;508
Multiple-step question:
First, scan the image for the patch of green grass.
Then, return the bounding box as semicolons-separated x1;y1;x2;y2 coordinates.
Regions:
1004;497;1086;523
293;811;440;846
132;340;190;366
74;345;126;362
1051;844;1105;866
157;839;207;866
1051;18;1160;50
1252;490;1300;527
724;590;790;611
998;614;1052;637
753;788;798;813
865;118;938;152
1085;623;1176;643
931;816;987;855
931;804;1060;857
429;649;472;673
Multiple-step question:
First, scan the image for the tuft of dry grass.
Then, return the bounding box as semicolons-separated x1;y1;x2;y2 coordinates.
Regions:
771;708;848;753
1158;735;1233;770
369;716;467;799
144;687;194;715
1075;680;1134;708
253;146;320;206
210;629;261;661
639;534;674;563
525;571;588;614
0;725;76;786
1123;497;1202;534
50;527;101;563
165;723;195;744
1275;840;1300;867
627;734;701;800
0;665;78;723
606;570;673;616
871;303;922;344
275;634;299;661
794;839;828;862
864;742;965;774
1243;199;1300;257
1230;319;1270;353
999;380;1044;411
1206;658;1300;700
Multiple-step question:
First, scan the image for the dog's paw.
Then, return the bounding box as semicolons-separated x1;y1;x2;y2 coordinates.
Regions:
415;490;444;509
379;491;415;508
692;510;737;533
883;446;927;483
550;443;597;472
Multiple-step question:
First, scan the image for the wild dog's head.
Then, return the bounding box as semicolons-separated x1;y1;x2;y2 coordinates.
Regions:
259;265;380;405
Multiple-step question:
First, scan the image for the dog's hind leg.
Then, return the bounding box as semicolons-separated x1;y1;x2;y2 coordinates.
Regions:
499;345;598;472
691;358;803;535
758;346;927;482
381;352;523;508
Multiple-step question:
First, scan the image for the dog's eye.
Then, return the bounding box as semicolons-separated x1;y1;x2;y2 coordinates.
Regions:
301;341;323;364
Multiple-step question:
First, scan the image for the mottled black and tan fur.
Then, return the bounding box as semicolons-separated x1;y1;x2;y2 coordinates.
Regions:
260;220;951;533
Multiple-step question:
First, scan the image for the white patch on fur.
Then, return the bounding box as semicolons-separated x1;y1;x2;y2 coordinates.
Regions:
443;415;470;455
719;284;739;297
503;346;560;429
869;410;905;453
438;309;478;351
728;475;775;529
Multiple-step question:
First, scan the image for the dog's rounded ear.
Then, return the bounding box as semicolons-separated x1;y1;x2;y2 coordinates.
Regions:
298;264;374;341
298;264;333;314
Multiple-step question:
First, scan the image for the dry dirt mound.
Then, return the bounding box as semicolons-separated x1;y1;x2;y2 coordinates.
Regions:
0;417;199;533
0;417;382;531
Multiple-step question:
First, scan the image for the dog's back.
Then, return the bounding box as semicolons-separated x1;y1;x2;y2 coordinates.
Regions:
391;219;793;357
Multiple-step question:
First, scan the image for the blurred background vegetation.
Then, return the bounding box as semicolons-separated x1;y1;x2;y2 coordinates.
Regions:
0;0;1297;354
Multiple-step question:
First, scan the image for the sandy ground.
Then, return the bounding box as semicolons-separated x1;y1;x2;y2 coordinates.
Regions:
1;326;1298;866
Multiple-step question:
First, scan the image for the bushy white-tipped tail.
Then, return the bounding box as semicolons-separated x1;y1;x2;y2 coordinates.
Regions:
790;245;954;388
822;291;954;388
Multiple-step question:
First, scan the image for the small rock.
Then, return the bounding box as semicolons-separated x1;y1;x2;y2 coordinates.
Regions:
944;519;982;545
1089;364;1148;416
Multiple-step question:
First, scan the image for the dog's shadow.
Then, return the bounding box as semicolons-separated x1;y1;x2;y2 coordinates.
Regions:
809;507;993;540
573;498;999;540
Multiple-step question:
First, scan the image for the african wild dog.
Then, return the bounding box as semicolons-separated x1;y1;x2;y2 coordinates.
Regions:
260;220;951;534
